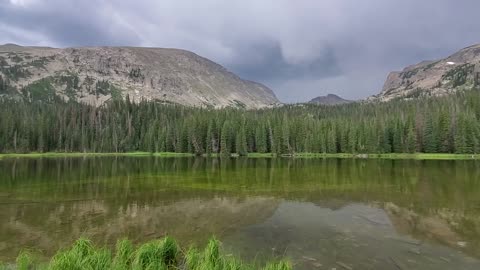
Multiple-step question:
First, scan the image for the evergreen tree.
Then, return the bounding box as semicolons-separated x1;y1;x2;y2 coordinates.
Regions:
206;121;213;156
438;111;452;153
235;125;248;156
0;90;479;155
220;121;231;156
281;116;291;154
327;128;337;153
423;115;437;153
454;115;467;153
255;124;267;153
406;127;417;153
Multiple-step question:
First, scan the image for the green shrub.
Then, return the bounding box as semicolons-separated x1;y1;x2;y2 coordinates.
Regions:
5;236;292;270
443;64;475;87
22;78;56;102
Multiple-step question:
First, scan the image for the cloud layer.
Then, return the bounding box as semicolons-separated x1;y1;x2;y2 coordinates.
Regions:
1;0;479;102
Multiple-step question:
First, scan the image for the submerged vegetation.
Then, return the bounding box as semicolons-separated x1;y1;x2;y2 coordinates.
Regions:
0;237;291;270
1;89;480;155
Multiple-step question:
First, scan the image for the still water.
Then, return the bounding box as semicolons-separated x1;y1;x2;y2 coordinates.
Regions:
0;157;479;269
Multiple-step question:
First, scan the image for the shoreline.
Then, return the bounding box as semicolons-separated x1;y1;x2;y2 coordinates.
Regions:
0;152;479;160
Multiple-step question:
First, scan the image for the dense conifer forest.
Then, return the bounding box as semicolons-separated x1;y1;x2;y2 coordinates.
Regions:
1;90;479;155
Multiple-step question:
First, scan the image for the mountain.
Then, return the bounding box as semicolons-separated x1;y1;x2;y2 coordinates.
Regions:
0;44;279;108
374;44;480;101
309;94;351;105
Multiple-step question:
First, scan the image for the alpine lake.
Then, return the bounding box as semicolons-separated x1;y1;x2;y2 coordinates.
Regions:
1;156;479;270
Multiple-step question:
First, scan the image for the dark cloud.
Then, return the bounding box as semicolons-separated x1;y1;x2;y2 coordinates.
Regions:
0;1;141;46
230;41;341;81
1;0;479;102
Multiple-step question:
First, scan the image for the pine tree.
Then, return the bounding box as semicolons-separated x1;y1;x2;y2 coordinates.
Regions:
392;122;403;153
438;111;452;153
454;115;467;153
206;121;213;156
405;127;416;153
220;121;231;156
0;75;5;93
281;117;291;154
255;124;267;153
465;116;476;154
327;128;337;153
423;115;437;153
235;125;248;156
347;127;356;153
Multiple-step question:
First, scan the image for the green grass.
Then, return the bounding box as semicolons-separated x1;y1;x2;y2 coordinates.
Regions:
370;153;480;160
213;152;480;160
246;153;276;158
1;152;478;160
288;152;480;160
152;152;196;157
0;152;194;159
1;237;291;270
205;153;275;158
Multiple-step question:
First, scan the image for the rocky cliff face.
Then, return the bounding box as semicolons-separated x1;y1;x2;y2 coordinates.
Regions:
374;44;480;101
309;94;351;105
0;44;279;108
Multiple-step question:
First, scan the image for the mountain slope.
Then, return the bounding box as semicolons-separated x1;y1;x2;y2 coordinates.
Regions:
375;44;480;101
309;94;351;105
0;44;279;108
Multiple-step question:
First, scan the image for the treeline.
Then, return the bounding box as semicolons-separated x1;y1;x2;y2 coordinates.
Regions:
1;90;480;155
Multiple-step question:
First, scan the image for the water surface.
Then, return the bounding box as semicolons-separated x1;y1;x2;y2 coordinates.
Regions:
1;157;479;269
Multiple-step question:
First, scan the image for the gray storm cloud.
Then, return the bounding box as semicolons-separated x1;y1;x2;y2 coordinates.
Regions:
1;0;479;102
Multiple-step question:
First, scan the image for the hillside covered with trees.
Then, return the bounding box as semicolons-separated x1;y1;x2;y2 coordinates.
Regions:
1;90;480;155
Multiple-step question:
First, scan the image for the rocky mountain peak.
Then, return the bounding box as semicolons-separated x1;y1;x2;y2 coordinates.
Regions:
309;93;351;105
375;44;480;101
0;45;280;109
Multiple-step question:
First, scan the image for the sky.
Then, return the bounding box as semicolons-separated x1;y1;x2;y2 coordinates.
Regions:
1;0;479;103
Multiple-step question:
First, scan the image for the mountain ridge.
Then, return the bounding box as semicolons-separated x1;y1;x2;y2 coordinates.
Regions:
309;93;351;105
0;44;279;108
373;44;480;101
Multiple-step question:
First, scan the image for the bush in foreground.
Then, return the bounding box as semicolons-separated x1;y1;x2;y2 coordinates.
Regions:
1;237;291;270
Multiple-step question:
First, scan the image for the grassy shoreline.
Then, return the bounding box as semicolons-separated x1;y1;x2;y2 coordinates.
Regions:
0;152;195;159
1;236;290;270
284;153;480;160
0;152;479;160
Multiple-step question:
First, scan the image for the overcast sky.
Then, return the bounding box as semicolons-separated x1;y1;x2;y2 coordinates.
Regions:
1;0;479;102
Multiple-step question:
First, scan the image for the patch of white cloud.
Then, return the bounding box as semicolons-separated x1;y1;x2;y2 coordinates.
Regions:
9;0;37;7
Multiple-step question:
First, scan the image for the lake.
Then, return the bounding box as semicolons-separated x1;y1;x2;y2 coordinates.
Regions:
1;157;479;269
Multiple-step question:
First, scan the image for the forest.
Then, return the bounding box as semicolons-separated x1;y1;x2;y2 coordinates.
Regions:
0;90;479;155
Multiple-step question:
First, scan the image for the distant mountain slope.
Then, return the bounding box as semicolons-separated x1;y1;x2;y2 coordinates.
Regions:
0;44;280;108
374;44;480;101
309;94;351;105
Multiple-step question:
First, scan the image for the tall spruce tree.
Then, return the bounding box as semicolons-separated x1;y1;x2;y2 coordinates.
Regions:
220;121;231;156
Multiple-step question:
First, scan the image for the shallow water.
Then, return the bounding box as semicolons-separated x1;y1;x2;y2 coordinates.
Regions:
0;157;479;269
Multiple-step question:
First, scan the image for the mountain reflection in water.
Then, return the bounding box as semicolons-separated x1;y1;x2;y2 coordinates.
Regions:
0;157;479;269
